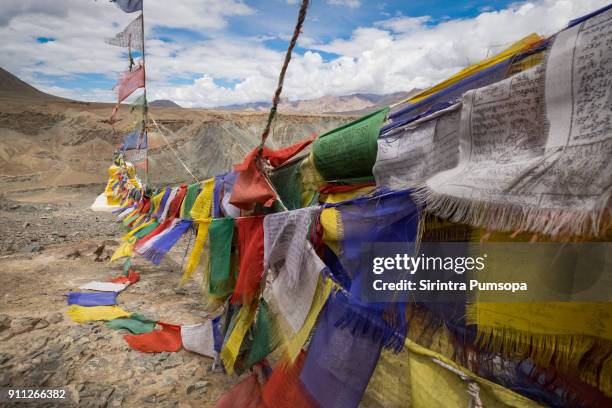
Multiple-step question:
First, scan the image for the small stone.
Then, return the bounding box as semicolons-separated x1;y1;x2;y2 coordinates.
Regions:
163;353;183;369
0;353;11;365
34;319;50;330
163;377;177;386
46;312;63;324
23;222;31;228
0;372;10;386
0;330;14;341
14;362;33;373
156;352;170;362
143;393;157;404
108;391;124;407
0;314;11;331
11;317;40;334
22;243;43;253
194;381;209;393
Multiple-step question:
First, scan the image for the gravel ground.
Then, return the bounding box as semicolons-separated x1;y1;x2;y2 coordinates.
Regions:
0;188;240;407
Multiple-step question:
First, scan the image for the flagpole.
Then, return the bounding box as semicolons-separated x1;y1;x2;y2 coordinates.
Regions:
140;3;149;180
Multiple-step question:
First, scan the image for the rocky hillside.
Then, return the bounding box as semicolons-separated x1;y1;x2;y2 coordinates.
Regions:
0;68;353;194
218;91;417;114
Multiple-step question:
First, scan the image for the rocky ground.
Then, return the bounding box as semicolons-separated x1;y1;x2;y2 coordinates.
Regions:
0;188;240;407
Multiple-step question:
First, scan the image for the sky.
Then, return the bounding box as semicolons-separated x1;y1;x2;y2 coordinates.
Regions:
0;0;609;107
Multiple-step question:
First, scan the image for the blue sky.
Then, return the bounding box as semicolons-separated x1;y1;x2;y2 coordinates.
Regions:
0;0;609;106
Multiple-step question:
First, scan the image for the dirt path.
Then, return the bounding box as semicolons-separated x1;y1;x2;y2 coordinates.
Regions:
0;188;238;407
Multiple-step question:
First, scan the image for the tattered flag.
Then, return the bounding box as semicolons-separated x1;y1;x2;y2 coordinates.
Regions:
110;65;145;123
110;0;143;13
105;14;143;52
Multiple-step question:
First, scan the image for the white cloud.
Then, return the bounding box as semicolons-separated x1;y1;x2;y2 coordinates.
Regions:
0;0;255;99
0;0;610;107
152;0;609;107
327;0;361;9
144;0;253;30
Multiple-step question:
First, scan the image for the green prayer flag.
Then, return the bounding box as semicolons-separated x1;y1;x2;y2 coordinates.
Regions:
134;221;159;239
312;107;389;180
269;159;303;211
106;313;156;334
209;218;236;297
122;258;132;276
181;182;201;220
246;300;281;367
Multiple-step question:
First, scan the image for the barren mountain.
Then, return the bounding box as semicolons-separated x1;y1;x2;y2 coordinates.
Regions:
0;67;67;101
218;91;417;114
150;99;182;108
0;68;353;195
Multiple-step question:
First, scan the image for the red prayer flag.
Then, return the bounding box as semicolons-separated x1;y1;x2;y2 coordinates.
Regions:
230;155;277;210
124;322;182;353
318;182;375;194
135;185;187;248
213;373;262;408
230;134;315;210
110;268;140;284
259;351;317;408
115;65;145;103
110;65;145;123
264;133;315;168
232;215;265;305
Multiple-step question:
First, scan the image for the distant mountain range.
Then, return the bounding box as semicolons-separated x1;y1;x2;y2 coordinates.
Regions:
150;99;182;108
217;91;419;115
0;67;418;115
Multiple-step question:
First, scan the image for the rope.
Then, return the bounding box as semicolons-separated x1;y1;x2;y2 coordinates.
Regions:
258;0;310;150
149;113;200;183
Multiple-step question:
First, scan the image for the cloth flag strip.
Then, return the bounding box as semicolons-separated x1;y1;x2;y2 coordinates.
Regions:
124;322;182;353
181;321;216;358
79;281;128;292
114;65;145;104
67;292;118;307
264;242;325;334
229;135;315;210
106;314;156;334
300;292;385;408
424;8;612;237
260;351;316;408
312;107;389;181
181;179;215;286
111;65;145;122
374;105;461;189
233;215;265;305
105;14;144;51
208;217;236;297
110;0;143;13
66;305;131;323
212;374;262;408
121;130;147;151
386;33;544;129
263;206;321;288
